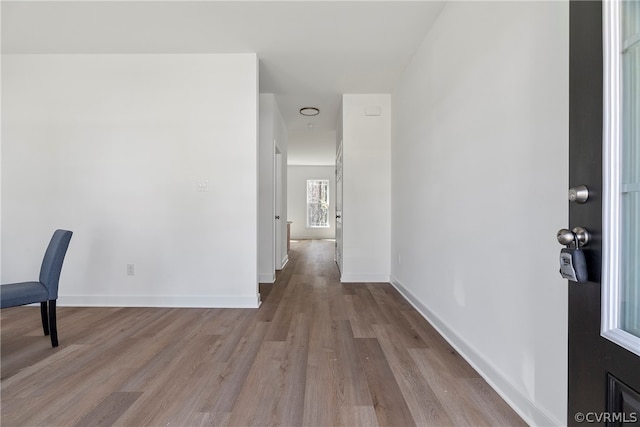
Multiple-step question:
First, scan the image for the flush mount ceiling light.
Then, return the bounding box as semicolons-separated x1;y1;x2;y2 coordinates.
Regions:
299;107;320;117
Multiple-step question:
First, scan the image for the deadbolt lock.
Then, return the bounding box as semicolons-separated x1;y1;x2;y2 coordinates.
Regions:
568;185;589;204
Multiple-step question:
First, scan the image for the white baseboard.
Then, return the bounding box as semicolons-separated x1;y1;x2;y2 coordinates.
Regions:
57;294;261;308
389;275;560;427
340;273;390;283
259;273;276;283
277;255;289;271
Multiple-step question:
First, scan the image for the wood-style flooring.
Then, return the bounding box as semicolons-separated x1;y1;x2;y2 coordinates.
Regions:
1;239;526;427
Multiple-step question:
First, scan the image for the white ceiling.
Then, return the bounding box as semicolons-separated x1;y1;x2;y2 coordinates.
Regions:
1;1;445;162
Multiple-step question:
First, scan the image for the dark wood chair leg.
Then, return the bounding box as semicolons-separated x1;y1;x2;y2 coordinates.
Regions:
40;301;50;336
48;300;58;347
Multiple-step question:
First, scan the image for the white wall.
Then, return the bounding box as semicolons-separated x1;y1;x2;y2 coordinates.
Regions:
287;165;335;240
258;93;288;282
288;130;336;166
2;53;260;308
342;94;391;283
391;2;568;425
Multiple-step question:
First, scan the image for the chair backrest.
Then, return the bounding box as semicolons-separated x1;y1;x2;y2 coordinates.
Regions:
39;229;73;300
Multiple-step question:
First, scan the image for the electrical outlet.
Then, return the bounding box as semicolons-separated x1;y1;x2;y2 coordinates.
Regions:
127;264;135;276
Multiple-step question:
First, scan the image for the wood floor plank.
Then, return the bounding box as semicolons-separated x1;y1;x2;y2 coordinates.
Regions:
120;334;223;426
264;273;308;342
373;324;454;426
355;337;416;427
1;334;62;380
73;392;142;427
1;344;86;395
197;321;270;414
117;311;217;393
327;280;350;321
302;288;341;427
401;310;482;379
334;320;374;406
462;377;529;427
0;306;121;379
198;308;244;336
228;312;310;427
354;286;390;327
368;282;415;311
276;312;310;426
337;405;380;427
205;309;256;362
73;307;159;345
369;287;429;350
409;348;495;426
224;341;288;426
344;294;377;338
176;411;230;427
1;239;525;427
6;340;149;427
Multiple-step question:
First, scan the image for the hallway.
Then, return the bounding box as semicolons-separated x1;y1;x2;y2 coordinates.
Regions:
1;239;525;426
258;239;526;426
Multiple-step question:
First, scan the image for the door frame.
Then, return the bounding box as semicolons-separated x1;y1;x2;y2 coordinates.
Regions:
335;140;343;275
274;145;285;270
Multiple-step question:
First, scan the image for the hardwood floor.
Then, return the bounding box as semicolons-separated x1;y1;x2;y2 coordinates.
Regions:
1;240;526;427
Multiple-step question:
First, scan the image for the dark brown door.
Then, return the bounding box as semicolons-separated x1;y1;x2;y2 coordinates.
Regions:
568;1;640;425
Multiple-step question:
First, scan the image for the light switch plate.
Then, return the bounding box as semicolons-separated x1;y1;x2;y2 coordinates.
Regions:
196;180;209;192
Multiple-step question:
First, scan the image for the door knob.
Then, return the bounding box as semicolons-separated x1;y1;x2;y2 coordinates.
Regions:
557;229;575;245
557;227;591;248
572;227;590;247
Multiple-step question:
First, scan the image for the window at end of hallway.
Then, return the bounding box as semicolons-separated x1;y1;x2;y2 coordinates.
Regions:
306;179;330;228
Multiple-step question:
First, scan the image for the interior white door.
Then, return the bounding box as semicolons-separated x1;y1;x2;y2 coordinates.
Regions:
335;141;343;274
275;147;283;270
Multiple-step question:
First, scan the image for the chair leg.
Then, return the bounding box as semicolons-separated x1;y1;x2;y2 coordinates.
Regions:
48;300;58;347
40;302;50;336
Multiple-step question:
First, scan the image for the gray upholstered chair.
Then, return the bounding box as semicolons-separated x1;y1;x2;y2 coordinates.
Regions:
1;229;73;347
